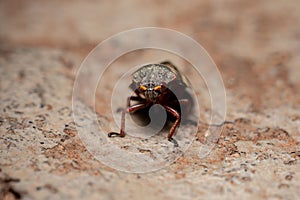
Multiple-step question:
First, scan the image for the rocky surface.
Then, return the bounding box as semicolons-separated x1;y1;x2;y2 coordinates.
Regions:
1;0;300;199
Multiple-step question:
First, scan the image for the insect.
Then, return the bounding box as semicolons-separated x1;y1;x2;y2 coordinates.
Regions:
108;61;193;147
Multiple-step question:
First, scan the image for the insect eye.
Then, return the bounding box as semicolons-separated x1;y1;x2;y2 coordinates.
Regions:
154;85;162;91
139;85;147;91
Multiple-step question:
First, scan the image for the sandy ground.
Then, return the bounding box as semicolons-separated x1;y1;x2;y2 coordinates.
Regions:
1;0;300;199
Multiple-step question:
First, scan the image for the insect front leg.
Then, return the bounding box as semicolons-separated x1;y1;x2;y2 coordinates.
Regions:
108;102;149;138
163;105;181;147
127;96;145;107
117;90;145;112
170;98;192;118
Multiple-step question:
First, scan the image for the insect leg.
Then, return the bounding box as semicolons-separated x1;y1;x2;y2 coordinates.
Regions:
116;94;145;113
168;98;191;116
163;105;181;147
108;102;149;138
127;89;145;107
170;98;196;125
127;96;145;107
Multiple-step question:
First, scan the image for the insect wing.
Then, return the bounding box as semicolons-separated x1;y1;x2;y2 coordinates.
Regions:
160;61;191;88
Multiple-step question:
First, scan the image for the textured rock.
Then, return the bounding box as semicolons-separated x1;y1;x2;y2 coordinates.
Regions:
1;1;300;200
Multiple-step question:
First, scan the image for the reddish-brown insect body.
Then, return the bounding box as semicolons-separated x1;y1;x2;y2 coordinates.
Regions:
108;61;193;147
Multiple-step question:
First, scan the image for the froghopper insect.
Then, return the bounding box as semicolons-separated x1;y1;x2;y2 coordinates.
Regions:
108;61;193;147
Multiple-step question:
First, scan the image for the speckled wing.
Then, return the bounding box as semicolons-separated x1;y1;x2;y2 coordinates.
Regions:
131;64;177;86
160;61;191;88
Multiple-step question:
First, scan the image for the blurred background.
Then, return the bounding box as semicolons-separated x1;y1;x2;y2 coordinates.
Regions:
1;0;300;199
1;0;299;112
